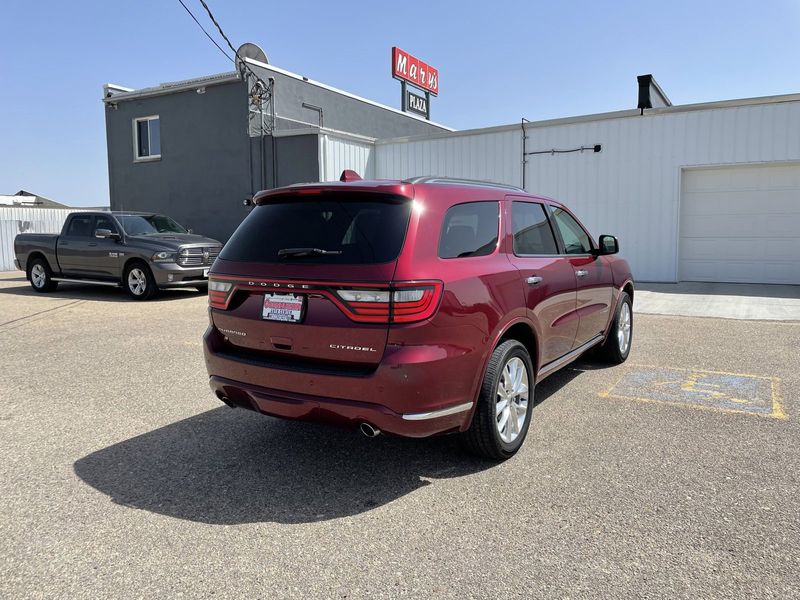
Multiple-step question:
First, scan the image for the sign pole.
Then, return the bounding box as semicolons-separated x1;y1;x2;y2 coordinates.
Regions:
401;80;407;112
424;91;430;120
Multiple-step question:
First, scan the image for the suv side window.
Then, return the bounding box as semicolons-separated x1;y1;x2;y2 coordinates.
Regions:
512;202;558;255
94;215;119;235
438;201;499;259
65;215;95;237
550;207;592;254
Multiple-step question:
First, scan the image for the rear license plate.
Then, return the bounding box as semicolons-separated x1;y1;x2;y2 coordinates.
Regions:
202;268;209;278
262;293;305;323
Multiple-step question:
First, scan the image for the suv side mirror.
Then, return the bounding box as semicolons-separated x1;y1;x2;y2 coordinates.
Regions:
95;228;120;241
597;234;619;255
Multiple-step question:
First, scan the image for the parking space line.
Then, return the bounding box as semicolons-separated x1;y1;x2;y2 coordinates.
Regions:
599;364;786;420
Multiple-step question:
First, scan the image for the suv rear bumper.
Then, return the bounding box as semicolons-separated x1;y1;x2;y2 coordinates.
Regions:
209;375;472;437
203;326;480;437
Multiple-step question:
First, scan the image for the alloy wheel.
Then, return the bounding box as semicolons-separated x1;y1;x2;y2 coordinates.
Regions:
31;264;46;288
617;302;632;354
495;356;530;443
128;268;147;296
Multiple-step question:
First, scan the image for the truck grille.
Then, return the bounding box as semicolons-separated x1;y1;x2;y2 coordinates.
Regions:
177;246;220;267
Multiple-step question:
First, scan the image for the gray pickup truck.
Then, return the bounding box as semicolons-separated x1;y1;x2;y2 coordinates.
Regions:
14;211;222;300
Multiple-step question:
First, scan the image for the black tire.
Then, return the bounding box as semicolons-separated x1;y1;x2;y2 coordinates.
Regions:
595;292;633;364
462;340;534;461
123;262;158;301
28;257;58;293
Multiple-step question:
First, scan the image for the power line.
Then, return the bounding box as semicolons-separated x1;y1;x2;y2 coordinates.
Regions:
175;0;273;93
176;0;233;62
196;0;241;62
195;0;271;90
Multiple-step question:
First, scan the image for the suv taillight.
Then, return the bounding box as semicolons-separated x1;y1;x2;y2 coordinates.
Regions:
335;281;443;324
209;278;443;324
208;279;233;309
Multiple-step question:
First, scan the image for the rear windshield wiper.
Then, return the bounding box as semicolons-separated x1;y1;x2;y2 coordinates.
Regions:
277;247;343;258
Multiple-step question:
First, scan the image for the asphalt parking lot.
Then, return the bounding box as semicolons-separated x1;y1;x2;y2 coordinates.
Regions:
1;272;798;599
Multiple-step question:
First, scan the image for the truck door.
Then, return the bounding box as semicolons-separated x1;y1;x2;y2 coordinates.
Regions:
57;214;97;275
87;215;124;279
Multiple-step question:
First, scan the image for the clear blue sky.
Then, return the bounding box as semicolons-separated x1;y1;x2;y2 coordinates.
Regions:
1;0;799;206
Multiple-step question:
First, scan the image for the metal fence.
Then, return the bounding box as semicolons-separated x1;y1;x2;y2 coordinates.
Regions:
0;207;94;271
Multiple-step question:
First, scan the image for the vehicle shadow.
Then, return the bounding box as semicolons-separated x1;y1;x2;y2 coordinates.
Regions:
74;408;494;525
0;281;202;303
74;361;599;525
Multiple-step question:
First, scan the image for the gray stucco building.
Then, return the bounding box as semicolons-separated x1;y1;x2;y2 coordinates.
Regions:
103;53;450;242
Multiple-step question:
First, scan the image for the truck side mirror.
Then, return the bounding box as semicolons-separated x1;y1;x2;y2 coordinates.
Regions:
597;234;619;255
95;228;120;241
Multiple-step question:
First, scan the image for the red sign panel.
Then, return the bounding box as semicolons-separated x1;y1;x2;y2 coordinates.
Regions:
392;47;439;96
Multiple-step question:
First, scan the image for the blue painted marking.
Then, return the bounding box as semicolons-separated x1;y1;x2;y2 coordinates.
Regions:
608;368;773;415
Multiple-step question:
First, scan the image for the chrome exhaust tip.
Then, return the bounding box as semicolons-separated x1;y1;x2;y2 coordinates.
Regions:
359;422;381;438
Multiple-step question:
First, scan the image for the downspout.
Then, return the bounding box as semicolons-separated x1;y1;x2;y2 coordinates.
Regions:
270;78;277;188
521;117;530;190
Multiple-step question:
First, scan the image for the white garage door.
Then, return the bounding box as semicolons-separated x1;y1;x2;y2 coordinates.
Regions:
679;164;800;284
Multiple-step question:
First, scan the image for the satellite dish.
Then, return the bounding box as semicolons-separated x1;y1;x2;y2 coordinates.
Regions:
235;42;268;73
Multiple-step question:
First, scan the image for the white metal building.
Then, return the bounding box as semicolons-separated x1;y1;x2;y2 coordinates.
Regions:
319;93;800;284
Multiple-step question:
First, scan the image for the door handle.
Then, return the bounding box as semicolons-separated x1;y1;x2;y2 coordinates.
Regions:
575;269;589;278
526;276;543;285
88;243;97;247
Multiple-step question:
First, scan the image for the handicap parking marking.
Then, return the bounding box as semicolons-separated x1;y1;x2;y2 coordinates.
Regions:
599;365;785;419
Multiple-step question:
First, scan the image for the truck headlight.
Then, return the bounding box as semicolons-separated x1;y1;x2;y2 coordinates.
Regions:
152;251;176;262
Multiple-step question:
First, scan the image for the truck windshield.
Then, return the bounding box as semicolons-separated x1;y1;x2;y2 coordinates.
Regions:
117;215;189;235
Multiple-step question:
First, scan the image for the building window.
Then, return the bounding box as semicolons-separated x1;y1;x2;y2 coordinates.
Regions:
134;116;161;160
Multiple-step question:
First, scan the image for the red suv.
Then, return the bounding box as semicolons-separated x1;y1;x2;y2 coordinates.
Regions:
204;175;633;459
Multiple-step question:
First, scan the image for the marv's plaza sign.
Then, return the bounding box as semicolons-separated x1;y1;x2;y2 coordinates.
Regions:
392;47;438;119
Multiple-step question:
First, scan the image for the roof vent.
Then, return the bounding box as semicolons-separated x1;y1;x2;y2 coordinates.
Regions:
340;170;362;182
637;74;672;114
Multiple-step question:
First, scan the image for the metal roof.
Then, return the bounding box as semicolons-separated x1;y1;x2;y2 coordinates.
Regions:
376;91;800;145
102;72;240;102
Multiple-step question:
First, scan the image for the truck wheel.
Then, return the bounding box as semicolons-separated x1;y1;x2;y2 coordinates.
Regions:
462;340;534;461
124;262;157;301
28;258;58;293
595;292;632;364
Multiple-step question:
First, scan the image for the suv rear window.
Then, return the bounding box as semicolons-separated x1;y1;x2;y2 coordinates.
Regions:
219;193;412;264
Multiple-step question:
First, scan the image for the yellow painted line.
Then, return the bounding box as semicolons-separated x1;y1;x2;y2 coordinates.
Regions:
772;378;786;420
598;368;629;399
602;391;785;419
599;365;788;420
628;363;776;381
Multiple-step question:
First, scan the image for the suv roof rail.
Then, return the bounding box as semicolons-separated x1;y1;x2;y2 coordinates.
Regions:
402;176;524;193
